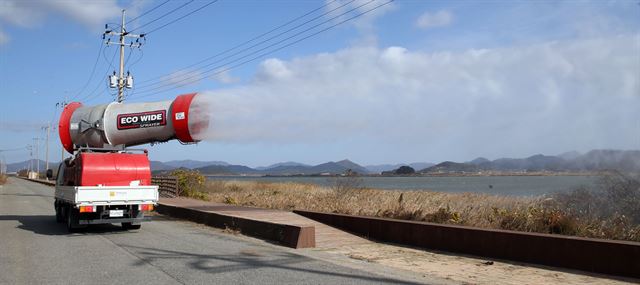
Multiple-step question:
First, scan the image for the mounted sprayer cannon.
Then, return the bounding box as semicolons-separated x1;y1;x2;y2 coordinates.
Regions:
51;93;210;232
58;93;209;152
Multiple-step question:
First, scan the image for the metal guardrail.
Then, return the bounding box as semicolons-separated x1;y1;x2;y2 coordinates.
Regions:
151;176;180;198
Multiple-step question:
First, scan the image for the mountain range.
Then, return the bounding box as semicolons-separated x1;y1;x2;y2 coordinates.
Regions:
420;150;640;174
4;149;638;176
154;159;372;176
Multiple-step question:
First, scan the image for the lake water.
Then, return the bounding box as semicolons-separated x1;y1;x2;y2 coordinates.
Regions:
206;175;600;196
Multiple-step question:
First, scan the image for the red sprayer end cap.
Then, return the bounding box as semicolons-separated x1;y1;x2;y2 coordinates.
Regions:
171;93;197;143
59;102;82;153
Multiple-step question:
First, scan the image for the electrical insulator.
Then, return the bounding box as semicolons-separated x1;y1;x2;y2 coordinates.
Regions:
125;73;133;89
109;75;118;88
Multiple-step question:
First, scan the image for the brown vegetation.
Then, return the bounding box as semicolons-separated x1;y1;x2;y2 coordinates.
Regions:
171;169;640;241
0;174;7;185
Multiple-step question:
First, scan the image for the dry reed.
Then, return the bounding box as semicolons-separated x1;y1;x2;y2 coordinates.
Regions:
172;170;640;242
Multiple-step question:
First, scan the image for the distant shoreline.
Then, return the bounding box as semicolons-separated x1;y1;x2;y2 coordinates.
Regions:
203;171;603;178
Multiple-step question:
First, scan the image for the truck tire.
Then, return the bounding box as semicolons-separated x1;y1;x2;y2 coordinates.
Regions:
66;207;79;233
55;204;64;223
122;223;141;230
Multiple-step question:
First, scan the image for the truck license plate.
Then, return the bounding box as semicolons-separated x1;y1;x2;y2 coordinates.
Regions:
109;210;124;217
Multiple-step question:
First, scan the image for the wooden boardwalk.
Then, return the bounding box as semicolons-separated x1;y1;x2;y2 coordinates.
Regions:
160;197;370;249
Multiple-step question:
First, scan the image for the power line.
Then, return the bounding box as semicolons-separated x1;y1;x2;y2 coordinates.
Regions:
144;0;221;35
0;147;25;152
128;0;195;34
135;0;358;90
124;46;133;66
134;0;375;94
69;41;104;101
134;0;394;99
102;42;118;71
126;0;171;24
79;46;119;103
127;48;144;69
134;0;370;94
137;0;341;85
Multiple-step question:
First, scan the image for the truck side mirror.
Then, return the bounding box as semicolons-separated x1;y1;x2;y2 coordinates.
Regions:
46;169;53;179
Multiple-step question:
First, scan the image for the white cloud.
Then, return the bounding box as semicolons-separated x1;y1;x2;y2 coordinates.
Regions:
256;58;292;81
45;0;121;28
195;35;639;161
211;69;240;84
416;10;453;30
0;1;45;27
0;0;125;43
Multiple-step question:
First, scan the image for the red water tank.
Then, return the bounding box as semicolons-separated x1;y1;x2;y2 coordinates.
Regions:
75;153;152;186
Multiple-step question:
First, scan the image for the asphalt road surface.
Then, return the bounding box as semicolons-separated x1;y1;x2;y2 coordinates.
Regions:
0;178;426;285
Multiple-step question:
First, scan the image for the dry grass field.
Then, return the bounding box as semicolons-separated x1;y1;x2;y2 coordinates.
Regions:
170;169;640;242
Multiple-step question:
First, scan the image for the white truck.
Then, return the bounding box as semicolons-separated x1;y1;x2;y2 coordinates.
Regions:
49;149;158;232
53;93;206;232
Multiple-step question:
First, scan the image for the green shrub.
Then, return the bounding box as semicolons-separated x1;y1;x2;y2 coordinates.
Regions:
170;169;209;201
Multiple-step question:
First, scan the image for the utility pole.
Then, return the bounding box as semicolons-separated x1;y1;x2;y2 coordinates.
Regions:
117;10;126;103
56;100;67;163
104;9;143;103
27;145;32;174
0;156;5;175
33;138;39;176
42;125;50;174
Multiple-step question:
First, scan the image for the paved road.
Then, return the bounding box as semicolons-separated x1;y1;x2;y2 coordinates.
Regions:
0;178;426;285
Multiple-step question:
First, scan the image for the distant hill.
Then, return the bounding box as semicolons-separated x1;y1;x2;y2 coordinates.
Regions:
190;159;370;176
150;161;174;171
260;159;370;175
572;150;640;171
6;159;59;173
419;150;640;173
165;160;229;169
420;161;480;174
484;154;566;171
366;162;434;174
409;162;435;170
558;151;581;161
365;164;406;173
468;157;490;165
255;161;310;171
194;164;258;175
14;149;633;177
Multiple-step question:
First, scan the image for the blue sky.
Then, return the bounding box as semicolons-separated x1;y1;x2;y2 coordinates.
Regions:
0;0;639;167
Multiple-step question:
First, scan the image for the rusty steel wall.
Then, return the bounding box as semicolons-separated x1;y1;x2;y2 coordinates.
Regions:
151;176;179;198
294;210;640;279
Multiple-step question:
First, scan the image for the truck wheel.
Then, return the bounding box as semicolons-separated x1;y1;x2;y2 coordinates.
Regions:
66;207;79;233
122;223;141;230
55;204;64;223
